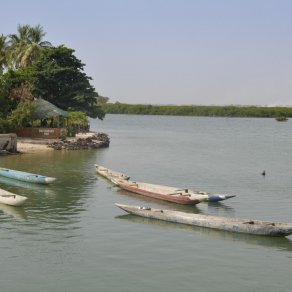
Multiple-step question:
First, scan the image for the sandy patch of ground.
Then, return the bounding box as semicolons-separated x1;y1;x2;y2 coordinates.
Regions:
17;139;54;153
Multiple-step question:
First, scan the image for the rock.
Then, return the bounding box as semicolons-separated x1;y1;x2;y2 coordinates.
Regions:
47;132;110;150
0;134;17;153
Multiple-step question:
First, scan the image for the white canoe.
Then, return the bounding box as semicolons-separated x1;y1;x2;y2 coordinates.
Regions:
116;204;292;237
0;188;28;206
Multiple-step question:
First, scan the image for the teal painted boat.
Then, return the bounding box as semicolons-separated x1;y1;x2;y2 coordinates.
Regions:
116;203;292;237
0;168;56;184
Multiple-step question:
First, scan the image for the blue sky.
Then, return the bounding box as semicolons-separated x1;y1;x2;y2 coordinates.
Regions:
1;0;292;105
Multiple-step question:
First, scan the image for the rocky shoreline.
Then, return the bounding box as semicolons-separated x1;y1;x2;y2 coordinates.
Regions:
48;132;110;150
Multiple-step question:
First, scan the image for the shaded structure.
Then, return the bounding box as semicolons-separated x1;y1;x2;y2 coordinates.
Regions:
17;99;68;139
32;98;68;120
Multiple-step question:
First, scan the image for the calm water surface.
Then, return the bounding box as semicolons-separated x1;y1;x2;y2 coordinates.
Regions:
0;115;292;292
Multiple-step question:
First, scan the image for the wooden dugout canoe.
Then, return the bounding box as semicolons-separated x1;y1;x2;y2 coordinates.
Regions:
113;178;235;205
116;204;292;237
0;168;56;184
95;164;235;205
0;188;28;206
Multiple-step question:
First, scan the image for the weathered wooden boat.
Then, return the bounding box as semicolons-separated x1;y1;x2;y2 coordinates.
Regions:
112;178;235;205
95;164;235;205
0;188;28;206
116;204;292;237
0;168;56;184
95;164;130;182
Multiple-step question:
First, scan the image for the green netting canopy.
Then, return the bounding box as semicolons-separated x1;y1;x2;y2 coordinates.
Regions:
32;98;68;119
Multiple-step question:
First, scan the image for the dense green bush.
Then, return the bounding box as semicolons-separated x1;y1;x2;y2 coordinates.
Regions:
67;111;89;136
275;115;288;122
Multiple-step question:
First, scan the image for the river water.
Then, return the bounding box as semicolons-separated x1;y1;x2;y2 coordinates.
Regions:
0;115;292;292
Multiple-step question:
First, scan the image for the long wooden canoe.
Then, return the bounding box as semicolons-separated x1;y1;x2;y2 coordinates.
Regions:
0;188;28;206
116;204;292;237
95;164;235;205
113;178;235;205
0;168;56;184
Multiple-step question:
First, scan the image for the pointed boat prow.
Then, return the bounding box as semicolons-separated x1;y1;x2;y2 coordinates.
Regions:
207;194;236;202
95;164;130;183
115;203;133;212
44;177;56;184
0;188;28;206
0;168;56;184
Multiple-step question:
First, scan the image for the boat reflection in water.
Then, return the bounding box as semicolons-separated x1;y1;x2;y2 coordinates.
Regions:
0;203;27;220
205;201;236;217
114;187;203;214
0;176;56;196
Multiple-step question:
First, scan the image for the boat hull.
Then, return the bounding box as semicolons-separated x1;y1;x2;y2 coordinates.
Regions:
0;188;27;206
0;168;56;184
117;182;201;205
116;204;292;237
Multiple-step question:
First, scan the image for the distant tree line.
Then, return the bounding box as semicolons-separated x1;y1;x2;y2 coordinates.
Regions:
102;103;292;118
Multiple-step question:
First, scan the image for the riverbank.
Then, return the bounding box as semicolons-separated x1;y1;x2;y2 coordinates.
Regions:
17;132;110;153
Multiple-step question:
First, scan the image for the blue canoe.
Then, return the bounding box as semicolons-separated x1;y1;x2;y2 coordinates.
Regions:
0;168;56;184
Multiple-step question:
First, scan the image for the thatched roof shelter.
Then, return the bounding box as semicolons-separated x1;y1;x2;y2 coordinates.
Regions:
32;98;68;119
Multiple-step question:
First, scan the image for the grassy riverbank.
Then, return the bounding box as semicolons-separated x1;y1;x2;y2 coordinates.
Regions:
102;103;292;118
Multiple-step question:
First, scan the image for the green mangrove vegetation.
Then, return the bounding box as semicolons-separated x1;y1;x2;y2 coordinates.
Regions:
275;115;288;122
102;103;292;119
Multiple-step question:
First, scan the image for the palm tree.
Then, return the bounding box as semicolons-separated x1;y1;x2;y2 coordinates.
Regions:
8;24;30;68
0;34;8;73
8;24;52;68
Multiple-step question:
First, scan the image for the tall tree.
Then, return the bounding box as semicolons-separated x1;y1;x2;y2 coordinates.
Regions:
32;46;104;119
0;68;35;132
8;24;52;69
0;34;8;74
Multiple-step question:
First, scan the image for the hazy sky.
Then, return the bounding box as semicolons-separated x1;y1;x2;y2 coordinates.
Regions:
1;0;292;105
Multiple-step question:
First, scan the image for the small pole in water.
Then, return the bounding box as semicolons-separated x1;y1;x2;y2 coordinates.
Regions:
261;170;266;176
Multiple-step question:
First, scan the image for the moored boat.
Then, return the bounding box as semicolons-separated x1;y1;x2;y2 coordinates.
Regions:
112;177;235;205
113;178;207;205
0;168;56;184
0;188;28;206
95;164;130;182
116;204;292;237
95;165;235;205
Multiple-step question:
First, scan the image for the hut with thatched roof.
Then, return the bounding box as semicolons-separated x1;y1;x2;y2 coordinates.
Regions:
17;98;69;139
